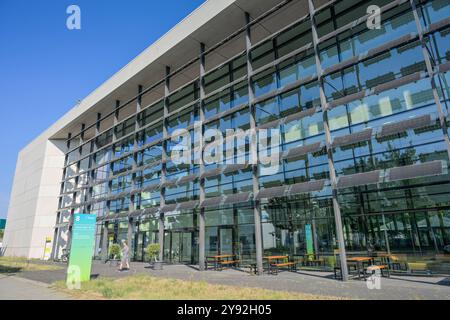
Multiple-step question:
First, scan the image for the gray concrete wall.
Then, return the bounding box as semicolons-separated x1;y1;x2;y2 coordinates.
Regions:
3;139;65;258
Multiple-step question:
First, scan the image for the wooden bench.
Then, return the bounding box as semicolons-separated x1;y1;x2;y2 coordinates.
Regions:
407;262;432;275
270;262;296;275
333;263;359;279
218;260;240;270
365;265;390;278
305;258;324;267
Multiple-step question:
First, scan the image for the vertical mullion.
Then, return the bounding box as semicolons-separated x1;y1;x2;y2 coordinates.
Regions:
308;0;349;281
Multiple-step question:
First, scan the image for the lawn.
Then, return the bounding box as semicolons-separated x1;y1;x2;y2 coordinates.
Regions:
54;274;344;300
0;257;63;273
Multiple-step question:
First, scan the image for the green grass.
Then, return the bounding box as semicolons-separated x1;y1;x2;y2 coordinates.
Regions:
0;257;62;273
54;274;344;300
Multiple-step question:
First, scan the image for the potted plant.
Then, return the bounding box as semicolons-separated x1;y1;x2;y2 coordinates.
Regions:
109;243;121;267
146;243;162;270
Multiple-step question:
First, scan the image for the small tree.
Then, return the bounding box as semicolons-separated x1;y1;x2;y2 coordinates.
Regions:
146;243;161;263
109;243;121;260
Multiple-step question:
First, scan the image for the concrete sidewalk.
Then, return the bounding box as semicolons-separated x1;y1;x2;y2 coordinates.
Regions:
0;275;70;300
13;261;450;300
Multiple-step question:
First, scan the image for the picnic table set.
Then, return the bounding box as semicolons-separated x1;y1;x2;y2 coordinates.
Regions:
204;251;394;281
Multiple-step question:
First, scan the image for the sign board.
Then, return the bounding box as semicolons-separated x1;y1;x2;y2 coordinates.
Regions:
305;224;314;255
66;214;97;287
43;237;52;260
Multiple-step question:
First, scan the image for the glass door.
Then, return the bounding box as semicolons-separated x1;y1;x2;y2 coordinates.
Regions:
180;232;193;264
164;230;197;264
218;227;234;256
134;232;145;261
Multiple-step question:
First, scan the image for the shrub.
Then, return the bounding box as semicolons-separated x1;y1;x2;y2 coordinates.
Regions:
146;243;160;262
109;243;121;260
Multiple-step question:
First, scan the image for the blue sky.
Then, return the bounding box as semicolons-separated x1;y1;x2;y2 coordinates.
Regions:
0;0;205;219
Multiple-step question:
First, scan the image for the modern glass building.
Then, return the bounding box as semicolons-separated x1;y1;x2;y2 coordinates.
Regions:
4;0;450;276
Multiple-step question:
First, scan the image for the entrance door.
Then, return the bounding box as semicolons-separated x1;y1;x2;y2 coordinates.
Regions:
164;230;197;264
134;232;146;261
219;227;234;255
204;226;235;256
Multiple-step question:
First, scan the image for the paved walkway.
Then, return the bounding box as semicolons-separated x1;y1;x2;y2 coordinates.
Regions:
0;275;70;300
14;261;450;300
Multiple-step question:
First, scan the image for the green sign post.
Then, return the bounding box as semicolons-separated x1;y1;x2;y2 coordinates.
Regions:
66;214;97;288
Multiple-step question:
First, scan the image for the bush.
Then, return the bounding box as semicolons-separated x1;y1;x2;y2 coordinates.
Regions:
101;287;114;298
109;243;121;260
146;243;160;262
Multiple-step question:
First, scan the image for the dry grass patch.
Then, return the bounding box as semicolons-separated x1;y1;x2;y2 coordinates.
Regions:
54;274;344;300
0;257;62;273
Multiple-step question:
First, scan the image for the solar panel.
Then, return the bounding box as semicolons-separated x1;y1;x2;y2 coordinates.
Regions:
332;129;373;148
177;174;199;185
283;142;322;160
388;160;446;181
177;200;199;211
336;170;382;189
103;214;119;222
327;91;366;109
374;72;422;95
438;61;450;73
288;180;326;196
223;192;252;205
200;196;225;208
284;107;316;124
161;179;177;188
259;118;283;130
142;182;160;192
367;33;416;59
130;188;141;195
323;56;359;75
428;17;450;33
128;210;143;218
160;204;178;213
255;185;289;199
142;207;159;216
380;115;432;137
223;163;249;175
200;167;224;179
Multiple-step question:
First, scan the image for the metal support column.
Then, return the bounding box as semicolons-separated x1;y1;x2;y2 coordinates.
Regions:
112;100;120;143
245;12;264;275
101;222;109;262
308;0;348;281
130;85;143;216
158;66;171;262
198;43;207;271
127;218;134;254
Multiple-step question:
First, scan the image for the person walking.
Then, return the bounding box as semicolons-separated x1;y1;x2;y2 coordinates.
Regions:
119;240;130;271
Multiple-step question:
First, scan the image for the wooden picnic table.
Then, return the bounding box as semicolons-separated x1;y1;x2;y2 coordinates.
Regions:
264;256;296;274
301;253;324;266
347;257;373;262
264;255;288;261
206;254;239;270
346;257;374;279
208;254;234;259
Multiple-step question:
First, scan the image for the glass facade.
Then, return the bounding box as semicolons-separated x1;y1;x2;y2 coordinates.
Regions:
53;0;450;272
